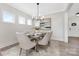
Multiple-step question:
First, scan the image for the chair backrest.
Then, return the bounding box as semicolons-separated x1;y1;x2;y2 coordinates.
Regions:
16;32;34;49
48;31;52;39
39;31;52;45
40;32;50;44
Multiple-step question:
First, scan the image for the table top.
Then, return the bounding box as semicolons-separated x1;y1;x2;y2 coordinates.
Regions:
26;32;46;41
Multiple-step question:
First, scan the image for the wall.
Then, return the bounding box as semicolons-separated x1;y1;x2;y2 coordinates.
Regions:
68;16;79;37
64;12;68;43
46;12;65;42
68;4;79;37
0;4;31;48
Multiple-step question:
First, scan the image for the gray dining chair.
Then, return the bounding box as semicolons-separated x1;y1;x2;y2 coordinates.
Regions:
16;32;36;56
38;31;52;46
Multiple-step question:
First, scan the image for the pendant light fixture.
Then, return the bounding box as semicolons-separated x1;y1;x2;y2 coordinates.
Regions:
34;3;40;30
36;3;39;20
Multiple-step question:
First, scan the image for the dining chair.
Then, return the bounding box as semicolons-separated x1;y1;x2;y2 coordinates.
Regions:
38;31;52;51
48;31;52;45
38;31;52;45
38;32;51;46
16;32;36;56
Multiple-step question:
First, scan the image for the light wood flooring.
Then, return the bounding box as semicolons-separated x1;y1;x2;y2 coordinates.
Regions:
1;37;79;56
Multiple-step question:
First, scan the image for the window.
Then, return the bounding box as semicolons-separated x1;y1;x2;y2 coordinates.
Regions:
27;19;32;25
3;11;15;23
18;16;25;24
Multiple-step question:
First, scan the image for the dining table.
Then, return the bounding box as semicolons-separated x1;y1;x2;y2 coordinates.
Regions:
26;32;46;52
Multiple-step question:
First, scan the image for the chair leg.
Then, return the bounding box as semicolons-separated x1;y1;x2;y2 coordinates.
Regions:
26;50;28;56
35;45;37;51
26;49;33;56
26;50;30;56
48;41;50;46
0;52;2;56
35;45;39;52
19;48;22;56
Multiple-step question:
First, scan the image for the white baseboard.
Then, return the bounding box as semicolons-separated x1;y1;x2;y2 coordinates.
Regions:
51;37;68;43
51;37;64;41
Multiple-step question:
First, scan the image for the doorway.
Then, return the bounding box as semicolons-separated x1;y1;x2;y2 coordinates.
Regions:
68;16;79;48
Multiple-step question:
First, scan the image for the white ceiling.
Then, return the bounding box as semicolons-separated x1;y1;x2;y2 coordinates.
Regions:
69;3;79;17
7;3;69;16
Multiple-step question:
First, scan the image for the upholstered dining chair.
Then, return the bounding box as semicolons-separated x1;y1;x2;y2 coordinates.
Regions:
16;32;36;56
48;31;52;45
38;31;52;46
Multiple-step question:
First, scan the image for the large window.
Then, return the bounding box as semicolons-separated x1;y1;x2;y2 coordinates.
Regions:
18;16;25;24
27;19;32;25
3;11;15;23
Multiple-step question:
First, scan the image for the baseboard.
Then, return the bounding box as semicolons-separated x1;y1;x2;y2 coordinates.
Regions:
0;42;19;56
52;38;64;41
0;42;19;51
68;36;79;38
51;37;68;43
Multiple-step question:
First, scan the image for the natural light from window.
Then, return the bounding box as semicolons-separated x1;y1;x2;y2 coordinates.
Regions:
3;11;15;23
18;16;25;24
27;19;32;25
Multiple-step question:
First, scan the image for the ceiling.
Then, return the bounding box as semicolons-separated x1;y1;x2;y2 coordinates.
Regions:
7;3;69;16
69;3;79;17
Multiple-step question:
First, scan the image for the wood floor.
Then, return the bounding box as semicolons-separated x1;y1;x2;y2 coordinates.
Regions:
67;37;79;56
1;37;79;56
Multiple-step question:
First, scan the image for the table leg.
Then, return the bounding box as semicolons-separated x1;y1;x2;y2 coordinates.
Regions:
35;42;39;52
0;50;2;56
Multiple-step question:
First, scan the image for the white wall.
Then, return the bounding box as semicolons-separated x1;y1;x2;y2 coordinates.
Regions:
64;12;68;43
0;22;17;48
68;4;79;37
0;4;31;48
45;12;68;42
0;3;69;48
68;16;79;37
47;12;65;42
